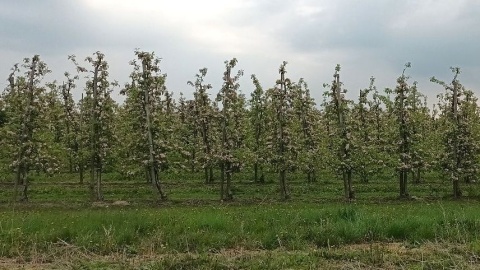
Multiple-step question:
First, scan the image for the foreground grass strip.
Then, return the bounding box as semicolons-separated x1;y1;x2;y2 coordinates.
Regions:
1;202;480;259
1;242;479;269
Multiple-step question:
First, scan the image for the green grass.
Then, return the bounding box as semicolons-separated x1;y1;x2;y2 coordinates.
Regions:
1;202;479;258
1;171;480;268
1;169;478;205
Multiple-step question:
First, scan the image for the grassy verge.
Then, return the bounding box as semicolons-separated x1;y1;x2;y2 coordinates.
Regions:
1;171;480;268
1;171;479;204
1;202;480;268
2;242;479;269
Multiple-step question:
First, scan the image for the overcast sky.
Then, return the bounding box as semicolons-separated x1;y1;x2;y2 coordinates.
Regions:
1;0;479;105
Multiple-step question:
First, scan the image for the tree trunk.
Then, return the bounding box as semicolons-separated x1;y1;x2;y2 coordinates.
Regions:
65;121;73;173
254;127;262;183
278;67;289;200
89;172;95;201
347;170;354;200
279;169;288;200
95;168;103;201
21;173;28;202
453;178;461;198
465;176;471;184
191;148;196;173
399;170;408;198
226;163;233;200
209;167;214;183
79;165;84;184
413;168;421;184
142;61;166;201
333;72;354;201
14;56;38;202
79;93;84;184
452;78;461;199
279;107;287;200
254;162;258;183
398;80;409;199
90;61;102;201
221;162;233;201
220;163;225;200
307;166;316;183
204;167;209;184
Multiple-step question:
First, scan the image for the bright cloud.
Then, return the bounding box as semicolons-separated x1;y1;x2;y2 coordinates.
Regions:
0;0;479;104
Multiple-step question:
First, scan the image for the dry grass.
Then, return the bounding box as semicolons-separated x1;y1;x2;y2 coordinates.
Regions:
1;242;479;269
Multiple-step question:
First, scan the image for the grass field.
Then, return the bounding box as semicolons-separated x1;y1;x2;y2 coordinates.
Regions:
1;171;480;269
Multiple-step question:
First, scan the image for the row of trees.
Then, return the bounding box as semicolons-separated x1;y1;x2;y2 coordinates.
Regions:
1;52;479;202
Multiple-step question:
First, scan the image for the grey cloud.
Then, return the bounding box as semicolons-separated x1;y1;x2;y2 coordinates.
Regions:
0;1;97;55
0;0;184;56
280;1;401;52
1;0;479;105
259;0;480;99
